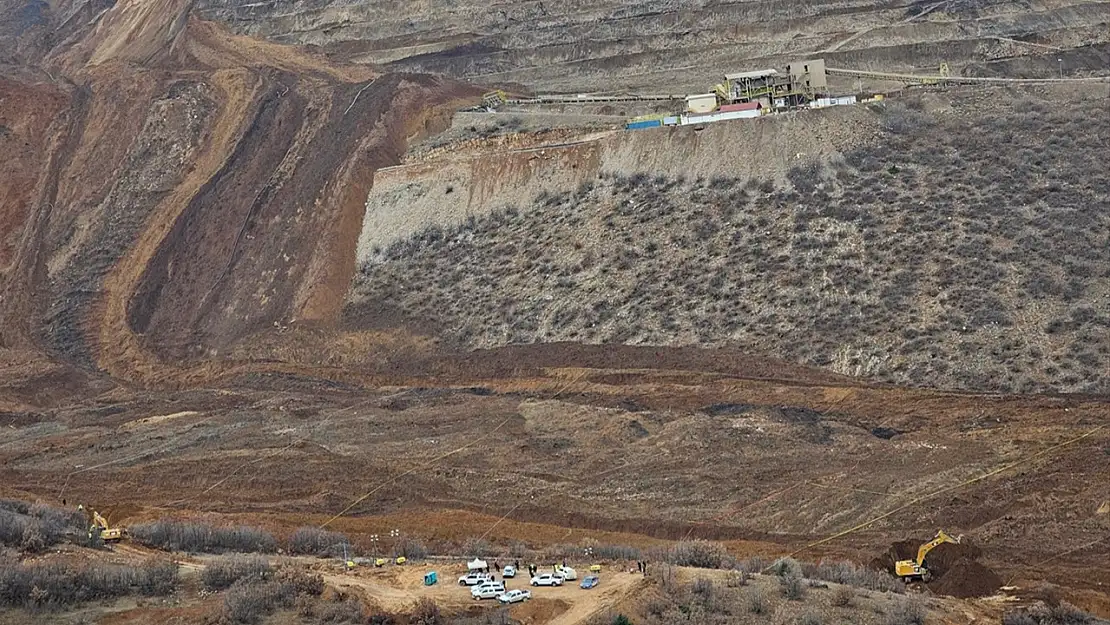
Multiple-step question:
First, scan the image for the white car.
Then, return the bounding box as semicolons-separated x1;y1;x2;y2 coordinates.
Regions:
458;572;491;586
472;581;506;599
502;565;516;578
498;589;532;604
530;573;564;587
556;566;577;581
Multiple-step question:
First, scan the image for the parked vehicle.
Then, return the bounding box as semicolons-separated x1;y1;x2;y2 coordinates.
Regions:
556;565;578;581
580;575;599;589
498;589;532;604
502;565;516;578
472;581;506;599
530;573;564;587
459;572;491;586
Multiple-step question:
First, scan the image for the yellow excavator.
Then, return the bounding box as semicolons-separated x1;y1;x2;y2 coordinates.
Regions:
78;505;123;542
894;530;962;581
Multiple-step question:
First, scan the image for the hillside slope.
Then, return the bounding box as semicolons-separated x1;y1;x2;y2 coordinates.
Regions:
0;0;477;387
195;0;1110;91
351;87;1110;394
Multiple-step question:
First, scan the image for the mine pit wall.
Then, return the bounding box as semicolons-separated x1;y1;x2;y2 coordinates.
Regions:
355;105;878;266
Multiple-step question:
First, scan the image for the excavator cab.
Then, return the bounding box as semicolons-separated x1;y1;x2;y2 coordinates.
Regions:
78;505;123;543
894;530;961;581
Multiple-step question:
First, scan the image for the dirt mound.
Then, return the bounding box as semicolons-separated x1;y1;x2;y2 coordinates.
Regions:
874;538;998;598
929;558;1002;598
922;541;983;579
869;538;928;572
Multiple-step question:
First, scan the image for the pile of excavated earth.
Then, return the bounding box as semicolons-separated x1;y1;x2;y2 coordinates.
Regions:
872;540;1003;599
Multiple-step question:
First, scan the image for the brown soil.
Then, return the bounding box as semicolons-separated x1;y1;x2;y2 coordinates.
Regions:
923;542;985;579
873;539;1001;599
930;558;1003;599
1;0;1108;622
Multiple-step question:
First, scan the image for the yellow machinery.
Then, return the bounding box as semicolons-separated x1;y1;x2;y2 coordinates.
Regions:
78;505;123;542
482;90;507;110
894;530;962;580
395;556;407;565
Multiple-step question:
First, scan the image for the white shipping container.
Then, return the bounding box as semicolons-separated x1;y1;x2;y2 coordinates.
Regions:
685;93;718;114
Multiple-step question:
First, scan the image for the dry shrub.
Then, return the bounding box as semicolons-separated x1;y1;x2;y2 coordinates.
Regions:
274;566;324;597
313;598;366;624
1003;602;1106;625
0;501;85;552
411;597;442;625
804;560;904;593
223;579;293;624
888;599;927;625
201;556;271;591
747;587;769;614
770;557;803;577
691;576;714;601
131;520;277;554
462;537;494;557
391;537;428;560
725;569;748;587
0;557;177;611
288;527;350;557
832;585;855;607
137;559;179;596
652;563;678;595
660;540;729;569
780;571;806;600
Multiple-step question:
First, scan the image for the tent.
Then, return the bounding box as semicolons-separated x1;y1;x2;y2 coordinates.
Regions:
424;571;438;586
467;559;488;571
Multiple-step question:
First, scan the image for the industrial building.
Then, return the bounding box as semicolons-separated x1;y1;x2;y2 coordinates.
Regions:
711;59;829;109
625;59;845;130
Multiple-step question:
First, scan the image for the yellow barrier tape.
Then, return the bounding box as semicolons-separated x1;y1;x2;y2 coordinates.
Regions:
772;424;1107;566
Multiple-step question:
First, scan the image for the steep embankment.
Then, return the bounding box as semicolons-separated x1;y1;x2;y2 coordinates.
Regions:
0;0;479;388
350;87;1110;394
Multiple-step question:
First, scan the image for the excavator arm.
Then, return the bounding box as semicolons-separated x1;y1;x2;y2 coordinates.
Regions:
893;530;961;580
915;530;960;565
78;505;123;542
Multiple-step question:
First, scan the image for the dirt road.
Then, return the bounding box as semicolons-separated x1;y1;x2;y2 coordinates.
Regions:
323;564;645;624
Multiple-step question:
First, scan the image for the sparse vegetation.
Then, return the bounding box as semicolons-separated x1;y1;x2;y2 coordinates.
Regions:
392;536;429;560
0;500;87;552
288;526;350;557
223;578;293;624
803;560;904;593
780;570;807;600
887;598;927;625
0;557;177;611
201;555;271;591
833;585;856;607
411;597;443;625
1003;602;1110;625
657;540;729;569
130;519;278;554
747;587;769;614
353;92;1110;394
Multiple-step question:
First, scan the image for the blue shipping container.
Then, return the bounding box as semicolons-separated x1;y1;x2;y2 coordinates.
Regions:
625;119;662;130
